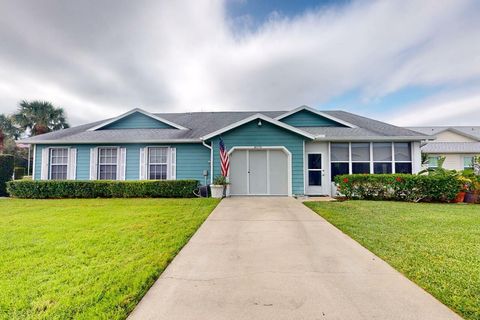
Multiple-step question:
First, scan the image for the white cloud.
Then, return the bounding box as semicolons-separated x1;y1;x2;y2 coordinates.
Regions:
0;0;479;125
386;87;480;126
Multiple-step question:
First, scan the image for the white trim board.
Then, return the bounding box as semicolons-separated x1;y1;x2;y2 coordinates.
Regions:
88;108;188;131
201;113;315;141
274;105;358;128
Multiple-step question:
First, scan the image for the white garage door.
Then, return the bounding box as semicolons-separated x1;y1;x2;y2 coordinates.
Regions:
229;149;289;195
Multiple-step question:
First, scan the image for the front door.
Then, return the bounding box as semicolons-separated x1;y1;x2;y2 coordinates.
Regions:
305;142;330;195
306;153;325;195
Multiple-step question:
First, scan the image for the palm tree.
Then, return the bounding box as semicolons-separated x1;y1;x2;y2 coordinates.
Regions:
12;100;69;136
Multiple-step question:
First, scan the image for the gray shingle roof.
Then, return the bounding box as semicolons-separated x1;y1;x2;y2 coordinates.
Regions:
421;142;480;153
407;126;480;140
20;109;430;144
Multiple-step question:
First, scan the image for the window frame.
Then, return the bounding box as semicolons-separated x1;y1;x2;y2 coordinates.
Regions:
97;146;119;180
147;146;170;180
49;147;69;180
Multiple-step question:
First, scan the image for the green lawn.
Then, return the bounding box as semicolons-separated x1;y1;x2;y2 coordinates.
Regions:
0;198;219;320
305;200;480;320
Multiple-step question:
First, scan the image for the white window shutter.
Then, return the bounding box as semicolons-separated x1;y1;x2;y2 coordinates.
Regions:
118;147;127;180
139;147;147;180
170;147;176;180
67;148;77;180
89;147;98;180
40;147;50;180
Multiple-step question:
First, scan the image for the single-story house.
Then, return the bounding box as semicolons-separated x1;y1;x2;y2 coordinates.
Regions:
407;126;480;171
20;106;430;196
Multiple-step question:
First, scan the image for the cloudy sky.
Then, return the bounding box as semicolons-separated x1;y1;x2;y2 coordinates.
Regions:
0;0;479;126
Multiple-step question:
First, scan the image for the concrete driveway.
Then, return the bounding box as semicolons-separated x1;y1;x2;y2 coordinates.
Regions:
128;197;461;320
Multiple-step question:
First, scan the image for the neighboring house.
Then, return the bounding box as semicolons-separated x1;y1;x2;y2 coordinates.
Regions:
407;126;480;171
20;106;429;196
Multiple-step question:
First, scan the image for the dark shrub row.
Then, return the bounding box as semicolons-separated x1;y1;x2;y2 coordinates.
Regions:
7;179;199;199
0;155;14;196
334;174;459;203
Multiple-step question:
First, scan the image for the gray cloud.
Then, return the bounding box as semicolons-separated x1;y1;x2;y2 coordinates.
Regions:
0;0;479;125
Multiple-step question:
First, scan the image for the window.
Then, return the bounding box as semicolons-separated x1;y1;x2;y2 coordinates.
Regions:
374;162;392;174
428;156;440;168
308;154;322;186
148;147;168;180
331;163;349;181
50;148;68;180
331;143;349;181
331;143;349;161
373;143;392;161
352;162;370;173
394;142;412;174
98;147;118;180
351;143;370;174
331;142;413;179
464;156;474;170
395;163;412;174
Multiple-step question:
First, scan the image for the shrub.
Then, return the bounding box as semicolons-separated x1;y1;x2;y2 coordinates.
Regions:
335;174;459;203
0;154;14;196
6;180;199;199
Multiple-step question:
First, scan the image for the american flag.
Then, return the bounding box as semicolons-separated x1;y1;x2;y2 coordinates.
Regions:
219;138;230;177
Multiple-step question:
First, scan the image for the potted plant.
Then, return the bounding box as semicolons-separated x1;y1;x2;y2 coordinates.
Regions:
210;175;229;199
459;169;478;203
464;178;479;204
454;176;471;203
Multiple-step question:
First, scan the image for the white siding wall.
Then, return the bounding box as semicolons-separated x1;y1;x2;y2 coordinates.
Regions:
435;131;477;142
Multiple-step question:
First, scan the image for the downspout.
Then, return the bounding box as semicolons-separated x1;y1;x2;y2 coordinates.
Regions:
202;140;213;184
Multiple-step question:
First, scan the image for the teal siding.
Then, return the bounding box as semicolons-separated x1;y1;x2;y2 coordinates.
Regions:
100;112;175;129
34;143;210;184
209;120;306;195
280;109;345;127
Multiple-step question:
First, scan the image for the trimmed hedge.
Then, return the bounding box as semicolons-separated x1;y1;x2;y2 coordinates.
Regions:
335;174;459;202
0;154;14;196
6;179;199;199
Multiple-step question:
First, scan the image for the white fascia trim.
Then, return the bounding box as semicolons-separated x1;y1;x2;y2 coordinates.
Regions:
19;139;201;144
87;108;188;131
274;105;358;128
314;135;433;141
201;113;315;140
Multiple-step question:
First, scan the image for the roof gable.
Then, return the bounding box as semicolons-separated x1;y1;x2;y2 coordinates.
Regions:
279;109;347;127
435;129;478;142
275;106;356;128
201;113;315;140
89;108;187;131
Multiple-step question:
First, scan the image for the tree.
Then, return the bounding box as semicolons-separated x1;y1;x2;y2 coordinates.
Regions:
12;100;69;136
0;114;20;153
0;114;21;140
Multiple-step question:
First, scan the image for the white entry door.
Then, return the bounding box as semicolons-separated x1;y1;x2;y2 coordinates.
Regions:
305;142;330;195
229;149;289;196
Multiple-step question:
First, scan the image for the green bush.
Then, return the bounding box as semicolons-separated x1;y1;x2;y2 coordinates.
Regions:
335;174;459;203
6;179;199;199
0;154;14;196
